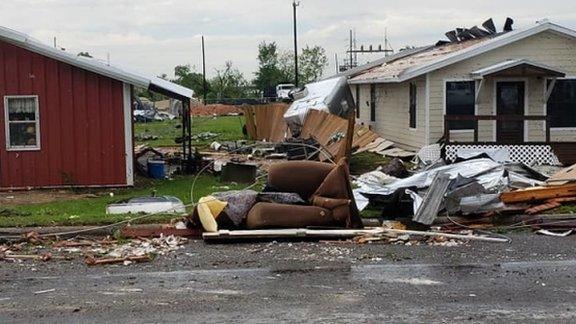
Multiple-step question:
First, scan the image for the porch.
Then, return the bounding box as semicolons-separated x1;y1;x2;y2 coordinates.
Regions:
443;114;576;164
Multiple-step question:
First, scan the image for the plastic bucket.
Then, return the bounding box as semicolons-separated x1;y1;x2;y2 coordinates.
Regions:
147;160;166;179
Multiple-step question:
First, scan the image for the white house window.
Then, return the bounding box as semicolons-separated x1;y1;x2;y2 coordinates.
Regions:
446;81;475;130
4;96;40;150
547;79;576;128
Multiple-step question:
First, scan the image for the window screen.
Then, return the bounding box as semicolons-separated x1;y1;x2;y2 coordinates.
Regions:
547;79;576;128
446;81;475;130
409;83;417;128
5;96;40;149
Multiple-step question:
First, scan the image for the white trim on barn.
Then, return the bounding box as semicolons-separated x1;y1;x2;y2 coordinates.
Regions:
123;83;134;186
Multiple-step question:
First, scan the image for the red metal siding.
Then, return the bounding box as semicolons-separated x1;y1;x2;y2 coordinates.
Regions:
0;40;127;189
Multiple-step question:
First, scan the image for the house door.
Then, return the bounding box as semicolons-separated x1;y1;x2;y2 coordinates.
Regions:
496;81;525;143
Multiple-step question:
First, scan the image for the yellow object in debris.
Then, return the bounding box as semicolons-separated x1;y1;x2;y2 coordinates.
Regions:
197;196;227;233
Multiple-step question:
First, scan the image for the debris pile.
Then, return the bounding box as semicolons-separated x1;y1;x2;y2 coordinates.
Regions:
354;155;576;234
243;105;415;162
0;234;188;266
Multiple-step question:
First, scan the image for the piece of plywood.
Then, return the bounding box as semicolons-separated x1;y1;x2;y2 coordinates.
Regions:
379;148;416;158
547;163;576;185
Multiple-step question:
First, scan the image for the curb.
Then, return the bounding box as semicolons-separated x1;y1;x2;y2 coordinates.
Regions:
0;225;119;237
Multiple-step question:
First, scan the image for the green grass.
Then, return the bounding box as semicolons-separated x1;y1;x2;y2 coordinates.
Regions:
548;204;576;215
349;152;392;175
0;175;245;228
135;116;247;148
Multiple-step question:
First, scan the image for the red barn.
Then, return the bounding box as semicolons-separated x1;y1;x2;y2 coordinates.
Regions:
0;27;193;190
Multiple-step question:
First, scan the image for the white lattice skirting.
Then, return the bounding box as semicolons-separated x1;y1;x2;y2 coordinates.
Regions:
445;144;561;166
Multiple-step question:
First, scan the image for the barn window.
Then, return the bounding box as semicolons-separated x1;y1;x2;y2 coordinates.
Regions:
446;81;475;130
547;79;576;128
4;96;40;150
409;82;417;128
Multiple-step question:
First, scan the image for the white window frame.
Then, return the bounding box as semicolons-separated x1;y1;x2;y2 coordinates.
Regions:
443;78;477;133
4;95;41;151
544;76;576;131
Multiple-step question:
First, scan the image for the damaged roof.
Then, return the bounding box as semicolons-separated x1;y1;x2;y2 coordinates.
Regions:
349;21;576;84
0;26;194;99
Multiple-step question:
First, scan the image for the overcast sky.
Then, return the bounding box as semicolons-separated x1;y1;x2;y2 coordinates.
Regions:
1;0;575;81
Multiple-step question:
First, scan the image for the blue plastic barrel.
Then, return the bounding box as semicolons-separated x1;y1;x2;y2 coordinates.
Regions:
147;160;166;179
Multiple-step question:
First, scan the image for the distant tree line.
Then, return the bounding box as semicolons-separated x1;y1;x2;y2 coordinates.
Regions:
156;41;329;102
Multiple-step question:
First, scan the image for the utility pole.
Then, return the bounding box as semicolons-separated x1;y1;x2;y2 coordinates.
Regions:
349;29;353;70
293;0;300;87
53;37;57;49
201;36;207;104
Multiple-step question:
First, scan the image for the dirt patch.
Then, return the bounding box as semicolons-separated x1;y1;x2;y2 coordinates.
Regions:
0;190;99;206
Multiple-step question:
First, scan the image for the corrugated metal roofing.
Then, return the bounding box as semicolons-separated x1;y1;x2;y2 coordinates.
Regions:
0;26;193;99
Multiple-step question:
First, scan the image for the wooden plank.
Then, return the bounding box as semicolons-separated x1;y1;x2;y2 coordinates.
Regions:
203;228;385;241
355;137;385;154
547;163;576;184
202;228;509;243
501;184;576;203
413;173;452;225
369;141;395;154
379;148;416;158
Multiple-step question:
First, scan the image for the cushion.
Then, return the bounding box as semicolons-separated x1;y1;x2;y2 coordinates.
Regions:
267;161;335;200
246;202;335;229
197;196;227;232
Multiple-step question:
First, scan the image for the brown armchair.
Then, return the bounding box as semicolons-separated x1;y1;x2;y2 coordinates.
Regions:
246;158;364;229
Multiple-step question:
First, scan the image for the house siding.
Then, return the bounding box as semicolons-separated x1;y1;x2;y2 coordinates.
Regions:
353;77;427;151
0;40;128;189
429;30;576;144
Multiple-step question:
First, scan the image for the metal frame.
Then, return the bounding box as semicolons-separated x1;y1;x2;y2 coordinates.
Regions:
3;95;41;151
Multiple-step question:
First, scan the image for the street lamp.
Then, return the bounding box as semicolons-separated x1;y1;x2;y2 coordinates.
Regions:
293;0;300;87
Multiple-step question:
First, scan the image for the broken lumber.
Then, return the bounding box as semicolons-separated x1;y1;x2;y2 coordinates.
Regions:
84;255;152;266
380;229;510;243
500;184;576;203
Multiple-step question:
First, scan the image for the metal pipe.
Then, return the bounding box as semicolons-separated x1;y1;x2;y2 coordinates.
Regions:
202;36;207;105
293;1;299;87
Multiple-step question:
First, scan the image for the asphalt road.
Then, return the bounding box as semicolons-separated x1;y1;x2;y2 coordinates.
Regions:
2;233;576;323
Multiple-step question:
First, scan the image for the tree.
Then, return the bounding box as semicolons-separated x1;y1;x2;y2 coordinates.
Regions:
298;45;328;84
210;61;251;100
253;42;289;98
172;64;209;99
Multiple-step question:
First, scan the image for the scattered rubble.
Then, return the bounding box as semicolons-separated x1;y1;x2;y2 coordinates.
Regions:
0;234;188;266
